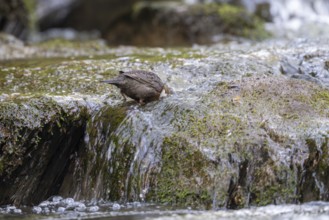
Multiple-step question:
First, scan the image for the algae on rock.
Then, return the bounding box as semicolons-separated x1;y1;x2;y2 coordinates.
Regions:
0;36;329;210
0;97;88;205
146;75;329;208
106;2;270;46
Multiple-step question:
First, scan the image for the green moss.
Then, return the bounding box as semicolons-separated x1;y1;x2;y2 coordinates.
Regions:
250;165;297;206
23;0;37;32
81;105;135;201
119;1;271;46
215;4;269;39
188;3;271;40
0;96;89;177
218;4;243;21
299;136;329;202
117;48;204;69
35;38;104;51
0;43;208;98
318;137;329;179
89;105;128;136
311;89;329;116
0;56;121;97
151;135;213;208
150;75;329;208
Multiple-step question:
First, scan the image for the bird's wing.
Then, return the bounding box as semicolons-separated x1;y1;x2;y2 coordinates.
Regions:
123;71;163;92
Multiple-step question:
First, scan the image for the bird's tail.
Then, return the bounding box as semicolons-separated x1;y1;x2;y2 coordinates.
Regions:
100;79;121;85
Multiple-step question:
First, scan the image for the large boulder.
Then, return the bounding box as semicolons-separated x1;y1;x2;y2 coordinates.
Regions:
37;0;138;32
105;2;269;46
35;0;269;46
0;36;328;208
0;97;88;205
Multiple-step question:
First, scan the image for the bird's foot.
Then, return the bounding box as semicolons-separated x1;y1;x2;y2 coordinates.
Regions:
139;99;146;105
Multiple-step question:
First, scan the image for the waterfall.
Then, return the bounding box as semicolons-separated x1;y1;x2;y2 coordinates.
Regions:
267;0;329;32
184;0;329;37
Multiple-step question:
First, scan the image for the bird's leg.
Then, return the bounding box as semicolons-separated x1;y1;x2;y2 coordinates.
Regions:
120;92;127;102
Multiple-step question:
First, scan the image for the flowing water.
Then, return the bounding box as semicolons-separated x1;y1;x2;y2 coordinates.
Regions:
2;200;329;220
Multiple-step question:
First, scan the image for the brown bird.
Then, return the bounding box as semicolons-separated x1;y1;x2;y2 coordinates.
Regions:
102;70;171;104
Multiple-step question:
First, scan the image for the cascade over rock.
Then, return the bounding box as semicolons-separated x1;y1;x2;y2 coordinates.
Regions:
0;35;329;208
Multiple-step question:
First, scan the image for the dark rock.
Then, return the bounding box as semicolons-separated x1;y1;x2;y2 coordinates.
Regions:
35;0;269;46
255;2;272;22
280;50;329;88
38;0;137;33
105;3;269;46
0;0;29;40
58;105;131;201
0;97;88;205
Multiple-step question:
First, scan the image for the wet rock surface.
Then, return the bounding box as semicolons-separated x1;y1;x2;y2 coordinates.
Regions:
0;96;88;205
280;40;329;88
0;34;328;211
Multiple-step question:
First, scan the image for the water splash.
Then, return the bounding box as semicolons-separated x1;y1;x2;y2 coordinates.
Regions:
2;198;329;220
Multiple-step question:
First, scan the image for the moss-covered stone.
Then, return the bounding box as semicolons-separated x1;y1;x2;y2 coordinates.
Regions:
151;135;214;208
216;4;271;39
0;96;88;205
0;34;328;209
0;0;29;40
298;137;329;202
23;0;37;32
311;90;329;116
145;75;329;208
106;2;270;46
58;104;137;201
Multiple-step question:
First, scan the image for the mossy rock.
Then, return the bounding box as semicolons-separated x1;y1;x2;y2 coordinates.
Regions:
216;4;270;39
106;2;270;46
145;75;329;208
150;135;215;208
0;34;328;209
59;104;139;201
0;0;29;40
0;96;88;205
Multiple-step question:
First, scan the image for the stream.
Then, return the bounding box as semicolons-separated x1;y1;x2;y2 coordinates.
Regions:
2;200;329;220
